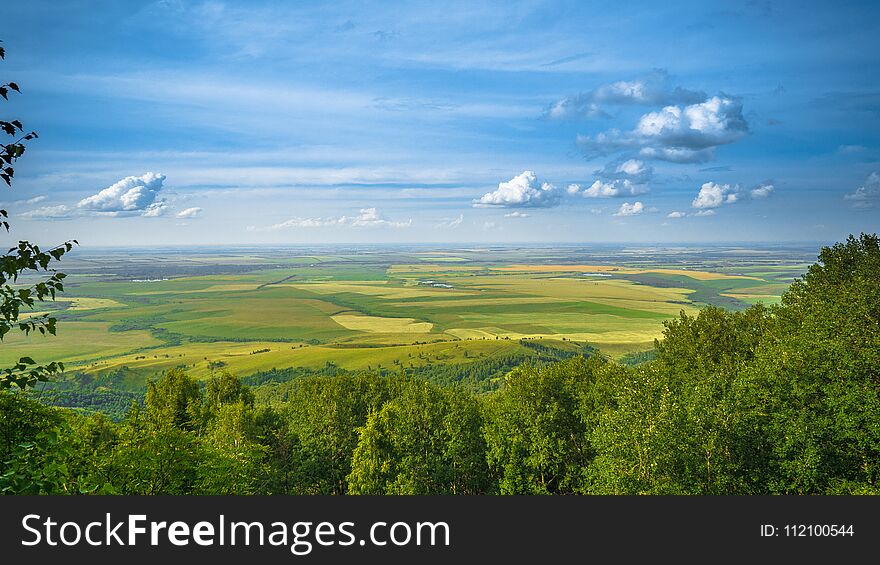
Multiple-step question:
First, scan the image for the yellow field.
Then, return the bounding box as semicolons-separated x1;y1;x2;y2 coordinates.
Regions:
491;264;762;281
331;313;434;333
79;338;521;380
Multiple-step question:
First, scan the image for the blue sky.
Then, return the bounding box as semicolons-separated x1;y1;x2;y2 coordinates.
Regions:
1;0;878;245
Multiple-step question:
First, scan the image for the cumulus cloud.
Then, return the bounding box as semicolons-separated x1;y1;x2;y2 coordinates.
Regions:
176;207;203;218
77;172;167;214
844;172;879;208
667;211;686;218
597;158;654;183
692;181;739;209
504;211;529;218
569;179;649;198
544;69;705;120
578;96;749;163
22;173;170;219
261;208;412;231
613;201;645;216
750;182;774;199
693;209;716;217
473;171;560;208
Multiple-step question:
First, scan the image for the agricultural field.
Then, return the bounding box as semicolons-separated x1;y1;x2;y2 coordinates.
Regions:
4;245;814;388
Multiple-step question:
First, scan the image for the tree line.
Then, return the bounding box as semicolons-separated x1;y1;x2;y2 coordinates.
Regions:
1;233;878;495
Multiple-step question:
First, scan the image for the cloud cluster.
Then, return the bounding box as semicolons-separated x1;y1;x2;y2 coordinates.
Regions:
844;172;879;208
613;201;645;216
473;171;560;208
578;95;749;164
544;69;705;120
750;182;774;199
667;180;775;218
596;158;654;183
692;181;739;209
24;173;176;219
568;179;648;198
78;172;167;214
176;207;203;218
260;208;412;231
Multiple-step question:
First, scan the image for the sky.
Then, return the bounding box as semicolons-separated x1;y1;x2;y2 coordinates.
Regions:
1;0;878;246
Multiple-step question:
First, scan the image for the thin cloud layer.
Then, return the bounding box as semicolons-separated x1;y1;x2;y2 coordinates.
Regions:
544;69;705;120
259;208;412;230
844;172;879;208
176;207;203;218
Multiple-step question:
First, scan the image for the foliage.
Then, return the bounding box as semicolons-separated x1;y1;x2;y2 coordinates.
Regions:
348;378;489;494
0;40;76;389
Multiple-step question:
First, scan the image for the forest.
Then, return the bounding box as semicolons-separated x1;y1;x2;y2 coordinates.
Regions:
1;233;878;495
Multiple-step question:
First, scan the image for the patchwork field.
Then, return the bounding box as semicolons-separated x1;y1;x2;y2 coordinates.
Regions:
3;245;813;386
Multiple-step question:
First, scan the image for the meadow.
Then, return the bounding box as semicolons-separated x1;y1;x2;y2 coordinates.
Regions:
3;245;813;388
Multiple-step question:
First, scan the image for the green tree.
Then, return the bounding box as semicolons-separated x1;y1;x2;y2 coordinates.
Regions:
0;40;76;389
348;377;489;495
483;356;611;494
750;233;880;493
282;373;392;494
145;368;202;430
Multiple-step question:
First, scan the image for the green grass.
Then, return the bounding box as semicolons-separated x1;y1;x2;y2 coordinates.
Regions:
9;250;800;379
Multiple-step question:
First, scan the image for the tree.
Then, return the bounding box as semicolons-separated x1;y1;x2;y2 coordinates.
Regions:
145;368;202;430
347;377;489;495
749;233;880;493
482;356;611;494
0;40;76;389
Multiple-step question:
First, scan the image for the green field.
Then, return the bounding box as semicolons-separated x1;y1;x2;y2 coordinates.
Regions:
2;245;812;386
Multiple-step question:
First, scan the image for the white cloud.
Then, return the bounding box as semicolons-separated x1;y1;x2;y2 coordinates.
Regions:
692;181;739;209
176;207;203;218
544;98;608;120
15;195;47;205
77;172;167;215
504;211;529;218
570;179;649;198
635;96;748;149
750;183;774;199
638;146;715;164
579;96;749;163
473;171;560;208
693;209;716;217
21;205;75;219
667;211;686;218
437;214;464;228
596;158;654;183
613;201;645;216
844;172;879;208
261;207;412;230
544;69;705;120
